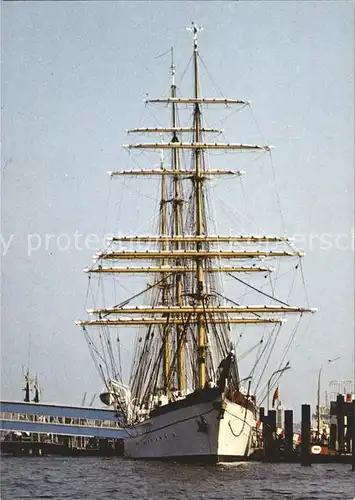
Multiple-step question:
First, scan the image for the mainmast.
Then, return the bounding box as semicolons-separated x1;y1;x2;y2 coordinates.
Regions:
190;23;207;389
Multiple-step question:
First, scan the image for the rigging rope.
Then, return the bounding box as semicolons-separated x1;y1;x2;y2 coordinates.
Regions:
240;339;264;361
198;54;226;99
249;104;286;234
177;54;193;88
253;324;282;396
248;329;268;380
109;272;174;312
227;272;291;307
277;314;302;368
299;259;311;307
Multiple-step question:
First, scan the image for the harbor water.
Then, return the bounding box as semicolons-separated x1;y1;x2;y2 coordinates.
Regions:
1;456;354;500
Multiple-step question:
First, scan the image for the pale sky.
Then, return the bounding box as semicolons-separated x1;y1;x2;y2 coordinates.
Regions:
1;1;354;415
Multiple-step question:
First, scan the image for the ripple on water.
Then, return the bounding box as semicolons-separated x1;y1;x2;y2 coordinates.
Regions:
1;457;354;500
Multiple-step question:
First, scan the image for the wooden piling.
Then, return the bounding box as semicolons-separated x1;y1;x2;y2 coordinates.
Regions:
262;414;273;461
284;409;293;457
336;394;345;454
301;404;311;466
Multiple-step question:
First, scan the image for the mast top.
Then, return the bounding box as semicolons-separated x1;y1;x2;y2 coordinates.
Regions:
186;22;203;52
170;47;175;86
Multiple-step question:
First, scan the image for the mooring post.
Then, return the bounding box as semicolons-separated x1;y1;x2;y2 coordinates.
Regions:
351;399;355;472
284;409;293;458
301;404;311;466
336;394;345;454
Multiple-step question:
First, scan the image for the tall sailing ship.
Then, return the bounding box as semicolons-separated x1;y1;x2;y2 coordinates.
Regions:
77;24;316;462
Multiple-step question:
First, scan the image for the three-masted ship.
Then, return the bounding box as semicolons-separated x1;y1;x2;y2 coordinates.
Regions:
77;24;316;462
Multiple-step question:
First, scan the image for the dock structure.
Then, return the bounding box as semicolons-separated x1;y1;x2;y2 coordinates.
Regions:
0;400;127;439
257;395;354;468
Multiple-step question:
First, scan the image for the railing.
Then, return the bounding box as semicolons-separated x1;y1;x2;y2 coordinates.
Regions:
0;400;128;439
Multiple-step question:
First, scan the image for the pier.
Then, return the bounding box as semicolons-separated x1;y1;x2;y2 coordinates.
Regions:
255;395;354;468
0;400;126;456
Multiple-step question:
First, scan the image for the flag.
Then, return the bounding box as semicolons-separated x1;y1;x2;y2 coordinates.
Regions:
272;387;279;407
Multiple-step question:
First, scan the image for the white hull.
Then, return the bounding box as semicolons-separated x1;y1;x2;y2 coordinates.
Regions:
124;394;255;462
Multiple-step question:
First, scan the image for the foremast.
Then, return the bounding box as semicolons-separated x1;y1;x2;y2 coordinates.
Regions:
162;48;186;395
191;24;207;389
170;51;186;394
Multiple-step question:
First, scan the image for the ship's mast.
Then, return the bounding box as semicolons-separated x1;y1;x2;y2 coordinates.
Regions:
170;49;186;393
190;23;206;389
160;149;170;393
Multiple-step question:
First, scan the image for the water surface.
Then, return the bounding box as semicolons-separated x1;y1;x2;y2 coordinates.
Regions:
1;456;354;499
